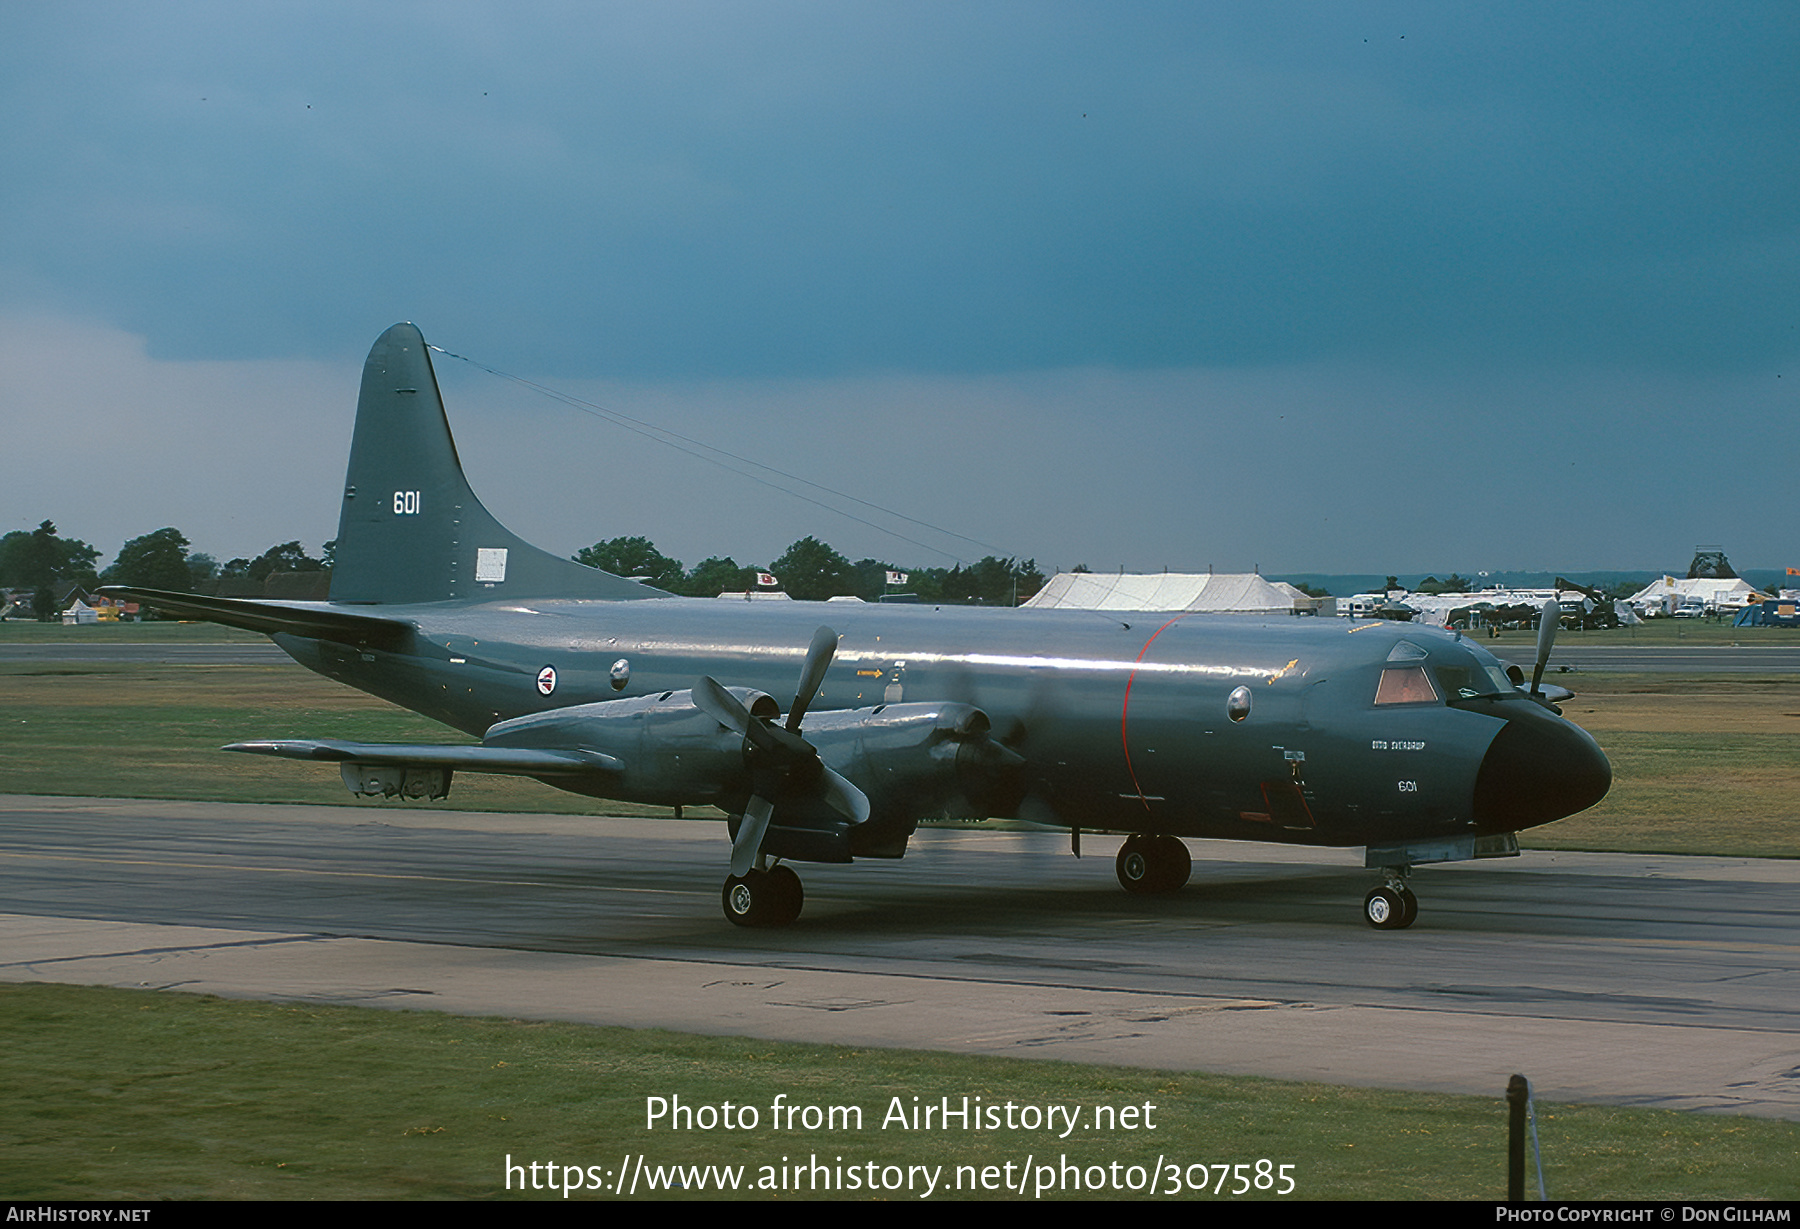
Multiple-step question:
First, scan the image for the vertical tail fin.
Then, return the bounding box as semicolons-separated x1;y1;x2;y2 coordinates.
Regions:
329;323;662;605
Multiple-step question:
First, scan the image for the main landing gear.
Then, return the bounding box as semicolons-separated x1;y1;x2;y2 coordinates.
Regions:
1115;834;1192;895
1363;875;1418;930
722;865;804;928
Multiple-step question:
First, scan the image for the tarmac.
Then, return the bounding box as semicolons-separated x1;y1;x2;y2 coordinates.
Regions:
3;794;1797;1119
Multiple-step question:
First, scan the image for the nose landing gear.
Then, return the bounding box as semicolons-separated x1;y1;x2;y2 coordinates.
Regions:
1363;876;1418;929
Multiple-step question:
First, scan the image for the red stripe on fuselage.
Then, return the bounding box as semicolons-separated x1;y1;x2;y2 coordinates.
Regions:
1121;612;1198;814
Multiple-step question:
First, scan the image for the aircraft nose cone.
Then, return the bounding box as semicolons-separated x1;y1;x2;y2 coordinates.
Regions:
1472;707;1611;830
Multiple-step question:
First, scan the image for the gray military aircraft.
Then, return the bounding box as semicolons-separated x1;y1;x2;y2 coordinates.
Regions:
100;323;1611;931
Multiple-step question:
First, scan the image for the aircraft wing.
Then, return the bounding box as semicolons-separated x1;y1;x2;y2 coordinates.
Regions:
225;739;622;777
94;585;412;650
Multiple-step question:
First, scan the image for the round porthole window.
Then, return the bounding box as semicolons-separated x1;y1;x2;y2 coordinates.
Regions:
610;658;631;691
1227;685;1252;722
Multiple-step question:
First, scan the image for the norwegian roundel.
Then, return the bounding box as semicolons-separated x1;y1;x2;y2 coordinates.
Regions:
536;665;557;696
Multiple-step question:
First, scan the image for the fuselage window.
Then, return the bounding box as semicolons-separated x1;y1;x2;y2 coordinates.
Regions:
1374;665;1439;705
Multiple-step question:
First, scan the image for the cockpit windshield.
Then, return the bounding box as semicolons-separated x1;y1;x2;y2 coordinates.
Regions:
1374;639;1518;706
1437;643;1518;700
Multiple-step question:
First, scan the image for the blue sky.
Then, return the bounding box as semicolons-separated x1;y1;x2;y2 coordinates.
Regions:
3;2;1795;576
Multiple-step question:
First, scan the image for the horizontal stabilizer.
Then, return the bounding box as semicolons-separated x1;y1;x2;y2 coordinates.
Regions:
225;739;623;776
94;586;412;650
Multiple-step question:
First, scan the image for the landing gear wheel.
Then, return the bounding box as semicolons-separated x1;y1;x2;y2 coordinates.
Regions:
723;873;764;926
1117;837;1156;894
1364;886;1415;930
1153;834;1192;891
722;867;804;928
1396;886;1418;929
1117;835;1190;894
767;864;804;925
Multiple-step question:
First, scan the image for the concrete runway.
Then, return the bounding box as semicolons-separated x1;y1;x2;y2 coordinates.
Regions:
3;794;1797;1119
1489;642;1800;674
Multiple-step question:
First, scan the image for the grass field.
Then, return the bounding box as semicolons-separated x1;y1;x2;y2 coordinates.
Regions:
0;658;684;817
1521;673;1800;857
2;983;1793;1201
0;619;269;642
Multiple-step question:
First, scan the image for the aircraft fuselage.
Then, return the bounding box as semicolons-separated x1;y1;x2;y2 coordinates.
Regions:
275;595;1606;849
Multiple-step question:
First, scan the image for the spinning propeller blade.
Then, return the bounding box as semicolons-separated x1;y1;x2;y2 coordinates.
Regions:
697;625;870;873
787;625;838;732
1530;599;1559;698
693;675;752;735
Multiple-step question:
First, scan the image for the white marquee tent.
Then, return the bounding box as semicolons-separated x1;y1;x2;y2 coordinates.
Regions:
1021;572;1307;613
1624;575;1760;615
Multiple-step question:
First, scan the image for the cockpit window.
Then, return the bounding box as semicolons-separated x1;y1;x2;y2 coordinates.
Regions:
1375;665;1439;705
1433;663;1512;699
1459;643;1526;697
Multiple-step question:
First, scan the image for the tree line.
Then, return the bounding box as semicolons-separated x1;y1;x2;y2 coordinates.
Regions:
0;520;1045;618
574;535;1046;605
0;522;330;619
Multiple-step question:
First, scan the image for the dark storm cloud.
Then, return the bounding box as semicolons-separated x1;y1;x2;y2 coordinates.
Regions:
2;2;1794;378
2;4;1795;575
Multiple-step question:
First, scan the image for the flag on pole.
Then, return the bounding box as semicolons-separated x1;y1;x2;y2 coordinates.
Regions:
886;570;908;586
756;572;779;587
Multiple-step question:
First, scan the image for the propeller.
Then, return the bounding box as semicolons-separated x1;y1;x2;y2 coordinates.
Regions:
1529;599;1559;699
693;625;871;876
939;660;1042;819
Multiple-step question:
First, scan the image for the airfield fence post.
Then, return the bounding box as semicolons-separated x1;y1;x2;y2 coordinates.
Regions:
1506;1074;1528;1200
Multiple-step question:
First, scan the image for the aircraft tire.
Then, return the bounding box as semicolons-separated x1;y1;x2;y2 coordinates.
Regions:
1154;835;1192;891
1116;837;1157;894
768;865;804;924
1363;886;1413;930
1117;835;1188;895
1396;886;1418;929
722;868;804;927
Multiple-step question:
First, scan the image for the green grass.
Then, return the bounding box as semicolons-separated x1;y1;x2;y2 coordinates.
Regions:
0;660;690;816
0;619;268;642
2;984;1793;1201
1522;673;1800;857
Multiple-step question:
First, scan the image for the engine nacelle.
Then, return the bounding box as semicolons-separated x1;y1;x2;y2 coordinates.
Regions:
804;701;1023;822
482;692;1020;862
483;687;776;806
